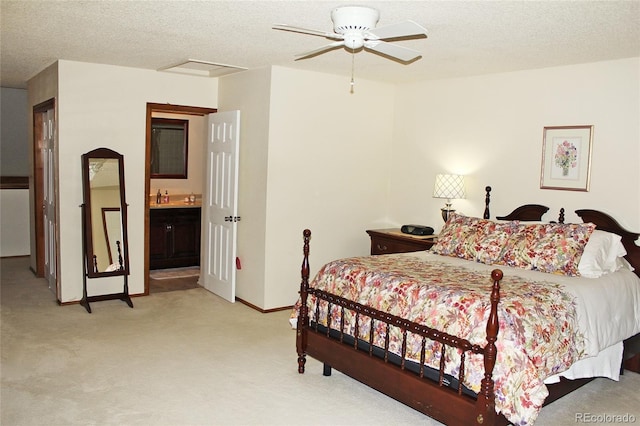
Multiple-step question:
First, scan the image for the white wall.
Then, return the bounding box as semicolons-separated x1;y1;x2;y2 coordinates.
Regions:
0;189;30;256
35;60;218;303
391;58;640;233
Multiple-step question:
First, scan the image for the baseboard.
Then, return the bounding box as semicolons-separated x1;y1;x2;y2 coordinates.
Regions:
235;297;293;313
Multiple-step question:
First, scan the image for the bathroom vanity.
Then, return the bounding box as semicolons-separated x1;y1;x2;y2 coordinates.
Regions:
149;203;201;270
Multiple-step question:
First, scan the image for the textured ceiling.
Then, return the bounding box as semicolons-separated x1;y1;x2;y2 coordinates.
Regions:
1;0;639;89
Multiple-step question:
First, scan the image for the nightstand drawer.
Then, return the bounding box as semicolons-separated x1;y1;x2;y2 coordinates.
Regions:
366;229;436;255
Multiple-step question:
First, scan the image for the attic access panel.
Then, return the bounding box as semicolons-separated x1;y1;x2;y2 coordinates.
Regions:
158;59;247;78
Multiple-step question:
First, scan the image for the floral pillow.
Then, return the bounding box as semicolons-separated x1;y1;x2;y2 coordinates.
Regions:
431;213;519;264
466;219;520;264
497;222;596;276
431;213;477;259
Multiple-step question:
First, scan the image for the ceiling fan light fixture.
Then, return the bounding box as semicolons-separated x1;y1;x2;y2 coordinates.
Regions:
274;6;427;64
344;33;364;50
331;6;380;34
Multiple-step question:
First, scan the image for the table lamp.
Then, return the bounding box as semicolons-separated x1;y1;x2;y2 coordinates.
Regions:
432;174;465;222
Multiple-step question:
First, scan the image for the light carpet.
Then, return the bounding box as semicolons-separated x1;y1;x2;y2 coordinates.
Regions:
1;256;639;426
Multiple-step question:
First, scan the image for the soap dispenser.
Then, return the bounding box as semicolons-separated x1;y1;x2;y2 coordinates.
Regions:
156;189;162;204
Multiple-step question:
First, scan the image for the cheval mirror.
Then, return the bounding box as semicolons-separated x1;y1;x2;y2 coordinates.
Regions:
80;147;133;313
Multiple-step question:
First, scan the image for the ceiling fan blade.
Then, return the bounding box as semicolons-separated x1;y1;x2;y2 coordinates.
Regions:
366;20;428;40
364;40;422;62
272;24;341;40
295;41;345;59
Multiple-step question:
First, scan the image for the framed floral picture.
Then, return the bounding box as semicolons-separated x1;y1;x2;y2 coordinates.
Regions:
540;125;593;191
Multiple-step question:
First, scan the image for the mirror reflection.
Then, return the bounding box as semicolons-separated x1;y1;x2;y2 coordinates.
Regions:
88;158;123;273
101;207;122;271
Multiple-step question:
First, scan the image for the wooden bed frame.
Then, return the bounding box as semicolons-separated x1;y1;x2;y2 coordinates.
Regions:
295;197;640;426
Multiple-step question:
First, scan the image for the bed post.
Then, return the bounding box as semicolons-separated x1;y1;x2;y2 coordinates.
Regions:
476;269;502;424
297;229;311;374
483;186;491;219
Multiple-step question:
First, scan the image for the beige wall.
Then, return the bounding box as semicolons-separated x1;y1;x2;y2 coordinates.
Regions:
391;57;640;233
36;60;218;302
0;189;30;257
218;66;271;308
1;87;29;175
25;56;639;308
219;66;395;309
0;87;30;257
264;67;395;309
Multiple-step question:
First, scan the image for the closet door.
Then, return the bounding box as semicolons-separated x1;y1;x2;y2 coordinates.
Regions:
43;107;57;295
34;99;58;299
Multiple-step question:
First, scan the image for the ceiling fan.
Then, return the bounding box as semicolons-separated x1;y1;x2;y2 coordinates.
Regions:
273;6;428;62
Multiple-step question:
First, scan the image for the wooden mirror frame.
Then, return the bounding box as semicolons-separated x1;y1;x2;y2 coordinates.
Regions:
150;117;189;179
81;147;130;278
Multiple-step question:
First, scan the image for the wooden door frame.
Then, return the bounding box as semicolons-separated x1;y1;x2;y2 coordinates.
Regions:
144;103;216;294
32;98;55;279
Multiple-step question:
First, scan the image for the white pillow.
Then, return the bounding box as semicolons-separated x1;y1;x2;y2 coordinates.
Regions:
578;230;628;278
616;257;635;273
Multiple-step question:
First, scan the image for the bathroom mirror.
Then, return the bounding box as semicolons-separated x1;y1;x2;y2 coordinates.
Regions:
81;148;130;278
150;117;188;179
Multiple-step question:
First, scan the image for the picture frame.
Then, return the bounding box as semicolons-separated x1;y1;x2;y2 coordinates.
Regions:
540;125;593;191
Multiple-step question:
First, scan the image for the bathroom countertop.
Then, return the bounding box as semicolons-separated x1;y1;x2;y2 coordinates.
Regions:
150;194;202;209
150;201;201;209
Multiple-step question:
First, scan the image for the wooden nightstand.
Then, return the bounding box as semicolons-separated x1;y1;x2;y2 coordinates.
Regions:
366;229;437;255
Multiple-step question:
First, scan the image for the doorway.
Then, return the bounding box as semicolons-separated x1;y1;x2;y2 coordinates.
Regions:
144;103;216;295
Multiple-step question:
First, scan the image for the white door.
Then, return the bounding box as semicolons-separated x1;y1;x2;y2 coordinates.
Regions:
202;110;240;302
43;108;57;295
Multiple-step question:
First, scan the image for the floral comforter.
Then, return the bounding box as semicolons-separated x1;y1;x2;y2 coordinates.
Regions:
295;253;586;426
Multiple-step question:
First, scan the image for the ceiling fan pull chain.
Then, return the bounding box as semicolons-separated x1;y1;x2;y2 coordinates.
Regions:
350;49;355;94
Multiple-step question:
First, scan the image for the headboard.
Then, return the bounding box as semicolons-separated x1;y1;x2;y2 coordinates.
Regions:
483;186;550;222
576;209;640;278
496;204;550;222
482;187;639;277
482;187;638;276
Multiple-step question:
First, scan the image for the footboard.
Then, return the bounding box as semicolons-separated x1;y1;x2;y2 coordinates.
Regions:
296;230;509;426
